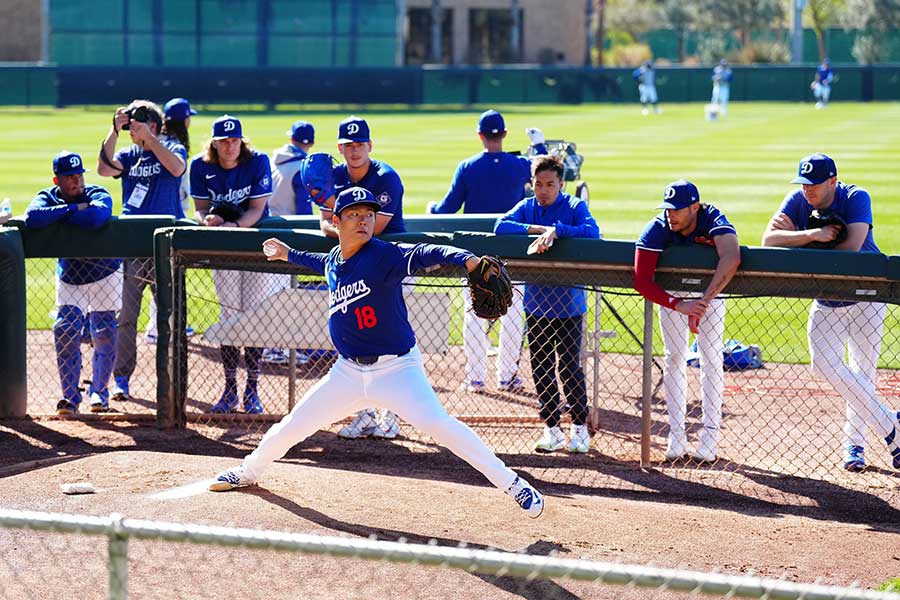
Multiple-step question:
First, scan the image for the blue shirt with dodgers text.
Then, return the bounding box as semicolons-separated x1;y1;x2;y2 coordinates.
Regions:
190;151;272;225
636;204;736;253
330;159;405;233
287;238;472;358
115;139;187;217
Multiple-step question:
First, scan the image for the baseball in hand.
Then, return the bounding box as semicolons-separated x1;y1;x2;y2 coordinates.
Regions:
263;241;278;257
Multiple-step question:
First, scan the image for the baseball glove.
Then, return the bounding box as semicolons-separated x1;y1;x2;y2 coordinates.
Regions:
467;256;513;320
209;202;243;223
299;153;335;208
806;210;848;249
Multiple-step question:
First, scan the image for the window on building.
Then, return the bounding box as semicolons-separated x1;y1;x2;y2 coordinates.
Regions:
468;8;523;64
405;7;453;65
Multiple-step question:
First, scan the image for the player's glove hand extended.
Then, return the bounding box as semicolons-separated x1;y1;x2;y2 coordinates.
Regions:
300;153;336;208
467;256;514;320
525;127;545;146
805;210;848;249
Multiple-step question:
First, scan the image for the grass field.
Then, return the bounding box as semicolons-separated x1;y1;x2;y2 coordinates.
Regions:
4;102;900;362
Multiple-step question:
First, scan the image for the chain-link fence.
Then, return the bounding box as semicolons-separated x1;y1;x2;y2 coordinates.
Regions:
2;508;897;600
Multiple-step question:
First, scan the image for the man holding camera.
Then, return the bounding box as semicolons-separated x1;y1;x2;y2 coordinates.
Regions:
97;100;187;404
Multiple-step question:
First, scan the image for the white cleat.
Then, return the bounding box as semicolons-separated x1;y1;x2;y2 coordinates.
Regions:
209;466;255;492
506;476;544;518
534;426;566;453
338;409;380;439
664;435;688;461
568;424;590;453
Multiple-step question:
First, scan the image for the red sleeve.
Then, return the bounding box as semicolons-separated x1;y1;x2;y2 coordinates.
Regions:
633;248;680;310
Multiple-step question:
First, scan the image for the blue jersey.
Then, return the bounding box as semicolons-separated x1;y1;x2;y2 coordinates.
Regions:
495;192;601;318
778;182;878;253
190;151;272;225
25;184;122;285
431;152;532;215
816;65;834;85
332;159;405;233
115;139;187;218
287;238;472;358
632;66;655;87
636;204;736;253
712;65;733;84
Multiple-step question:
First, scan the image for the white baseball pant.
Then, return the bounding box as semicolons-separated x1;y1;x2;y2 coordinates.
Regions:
808;301;894;447
711;84;730;114
56;269;123;313
240;347;518;491
639;84;658;105
463;283;524;384
659;297;726;450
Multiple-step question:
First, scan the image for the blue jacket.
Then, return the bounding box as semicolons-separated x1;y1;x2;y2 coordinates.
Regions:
495;192;601;317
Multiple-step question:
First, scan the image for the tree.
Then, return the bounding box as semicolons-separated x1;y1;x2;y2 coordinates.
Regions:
807;0;844;62
842;0;900;63
693;0;784;48
591;0;608;66
660;0;695;62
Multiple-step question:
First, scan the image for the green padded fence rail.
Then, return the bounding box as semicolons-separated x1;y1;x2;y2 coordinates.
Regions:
256;214;502;234
0;228;27;417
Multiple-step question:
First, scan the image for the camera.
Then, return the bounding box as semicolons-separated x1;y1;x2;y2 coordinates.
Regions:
121;106;151;131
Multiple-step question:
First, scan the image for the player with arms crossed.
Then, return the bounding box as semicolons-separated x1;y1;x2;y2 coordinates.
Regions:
208;187;544;518
762;153;900;471
632;60;661;115
427;109;536;394
311;115;405;438
634;180;741;462
191;115;273;415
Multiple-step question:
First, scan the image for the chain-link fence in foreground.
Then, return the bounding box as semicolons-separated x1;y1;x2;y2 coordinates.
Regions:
1;508;896;600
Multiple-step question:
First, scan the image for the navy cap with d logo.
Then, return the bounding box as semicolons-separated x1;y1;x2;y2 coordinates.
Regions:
790;153;837;185
212;115;242;140
287;120;315;144
477;109;505;134
658;180;700;210
53;150;88;176
334;187;381;215
338;116;370;144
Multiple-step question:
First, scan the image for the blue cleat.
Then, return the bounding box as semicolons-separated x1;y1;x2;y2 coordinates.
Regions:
498;377;525;393
210;385;239;414
885;412;900;470
842;445;866;472
242;386;264;415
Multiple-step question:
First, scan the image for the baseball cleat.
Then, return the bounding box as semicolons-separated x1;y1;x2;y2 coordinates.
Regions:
373;410;400;439
568;424;590;454
262;349;289;365
535;426;566;453
664;436;688;461
89;392;110;414
842;445;866;472
498;377;525;393
242;387;264;415
885;412;900;470
56;400;79;416
209;466;255;492
338;409;379;439
209;386;239;414
110;376;130;401
463;380;486;393
506;476;544;518
693;445;717;463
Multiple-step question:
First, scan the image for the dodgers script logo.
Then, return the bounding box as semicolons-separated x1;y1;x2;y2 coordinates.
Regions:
664;186;676;200
328;277;371;316
800;161;814;175
347;123;359;135
212;184;252;204
70;156;81;168
223;120;236;132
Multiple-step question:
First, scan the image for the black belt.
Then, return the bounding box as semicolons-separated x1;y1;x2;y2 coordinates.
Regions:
345;349;411;366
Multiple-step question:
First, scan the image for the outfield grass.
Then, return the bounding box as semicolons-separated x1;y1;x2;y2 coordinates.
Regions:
5;103;900;363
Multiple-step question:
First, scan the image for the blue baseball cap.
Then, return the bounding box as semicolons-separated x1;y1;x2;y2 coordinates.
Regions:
790;153;837;185
163;97;197;121
477;109;505;135
338;116;370;144
658;180;700;210
334;187;381;215
212;115;242;140
53;150;87;176
287;120;314;144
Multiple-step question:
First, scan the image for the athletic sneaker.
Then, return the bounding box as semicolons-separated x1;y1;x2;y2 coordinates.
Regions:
506;476;544;518
338;409;380;439
262;349;289;365
209;385;239;414
373;410;400;439
842;445;866;472
209;466;255;492
463;380;486;393
89;392;110;414
535;426;566;453
56;399;79;416
693;429;718;463
498;377;525;393
885;412;900;469
568;424;590;453
664;435;688;461
110;376;130;401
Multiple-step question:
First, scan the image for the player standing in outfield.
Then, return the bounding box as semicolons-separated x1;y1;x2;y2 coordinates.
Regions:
25;152;123;415
634;180;741;462
97;100;187;404
191;115;273;415
316;115;405;439
632;60;661;115
495;155;601;453
710;59;733;116
427;109;535;395
811;58;834;109
762;154;900;471
208;186;544;518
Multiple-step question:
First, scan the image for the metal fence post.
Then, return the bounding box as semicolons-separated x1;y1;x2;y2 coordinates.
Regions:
108;513;128;600
640;298;654;468
288;274;297;411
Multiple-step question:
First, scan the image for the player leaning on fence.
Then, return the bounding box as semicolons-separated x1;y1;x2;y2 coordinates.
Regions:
26;151;123;415
762;153;900;471
208;186;545;518
633;180;740;463
97;99;188;405
190;115;273;415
